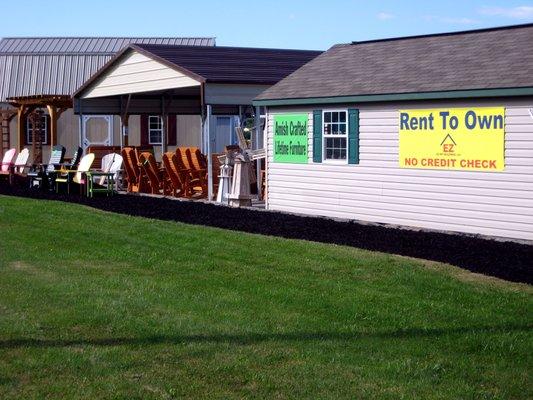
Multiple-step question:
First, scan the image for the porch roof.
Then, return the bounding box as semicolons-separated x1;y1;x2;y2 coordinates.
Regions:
73;44;321;112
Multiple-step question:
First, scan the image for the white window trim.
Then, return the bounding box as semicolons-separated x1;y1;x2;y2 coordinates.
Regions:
26;114;48;145
148;115;163;145
322;109;348;164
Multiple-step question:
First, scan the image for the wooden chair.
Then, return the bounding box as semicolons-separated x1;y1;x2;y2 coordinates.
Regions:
97;153;123;186
121;147;149;193
162;152;203;198
64;147;83;170
10;148;31;184
55;153;95;195
121;147;138;192
28;145;66;189
0;148;16;173
176;147;207;196
85;153;123;197
0;148;29;184
186;147;207;171
138;152;168;195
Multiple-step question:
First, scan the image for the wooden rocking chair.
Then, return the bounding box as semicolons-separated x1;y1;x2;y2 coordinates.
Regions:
138;152;168;195
162;152;204;198
121;147;149;193
176;147;207;196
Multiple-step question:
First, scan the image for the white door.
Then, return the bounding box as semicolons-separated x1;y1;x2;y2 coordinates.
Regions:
212;116;240;153
81;115;113;152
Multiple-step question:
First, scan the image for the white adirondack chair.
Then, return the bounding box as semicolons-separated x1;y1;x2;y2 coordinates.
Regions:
0;148;16;172
13;148;30;173
55;153;95;194
98;153;123;186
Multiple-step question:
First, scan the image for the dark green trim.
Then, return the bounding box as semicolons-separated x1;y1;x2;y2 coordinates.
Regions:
254;87;533;107
312;110;322;163
347;109;359;164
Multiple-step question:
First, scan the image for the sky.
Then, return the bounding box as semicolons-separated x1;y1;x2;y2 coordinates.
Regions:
1;0;532;50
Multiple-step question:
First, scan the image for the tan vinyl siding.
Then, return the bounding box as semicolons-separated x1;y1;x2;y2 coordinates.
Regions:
176;115;201;147
82;51;200;99
266;99;533;241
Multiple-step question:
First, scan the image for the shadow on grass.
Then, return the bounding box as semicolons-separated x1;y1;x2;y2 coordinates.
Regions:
1;324;530;349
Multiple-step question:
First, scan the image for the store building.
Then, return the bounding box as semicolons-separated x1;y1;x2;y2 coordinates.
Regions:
254;24;533;241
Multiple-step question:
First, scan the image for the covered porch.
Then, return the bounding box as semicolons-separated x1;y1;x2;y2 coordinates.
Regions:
73;44;320;200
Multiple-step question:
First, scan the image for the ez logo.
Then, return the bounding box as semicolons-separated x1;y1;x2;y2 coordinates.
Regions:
440;134;457;154
443;143;454;152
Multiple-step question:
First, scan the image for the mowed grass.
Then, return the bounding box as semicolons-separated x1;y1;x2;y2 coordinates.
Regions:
0;195;531;400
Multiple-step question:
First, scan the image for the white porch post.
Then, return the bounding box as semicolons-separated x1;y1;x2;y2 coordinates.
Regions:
206;104;213;200
78;99;84;150
254;106;262;199
161;96;166;158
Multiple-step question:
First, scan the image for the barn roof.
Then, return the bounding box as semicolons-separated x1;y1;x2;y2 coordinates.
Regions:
0;37;215;101
255;23;533;105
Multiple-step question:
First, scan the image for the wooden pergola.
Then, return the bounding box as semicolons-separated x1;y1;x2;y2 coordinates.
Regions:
7;95;73;152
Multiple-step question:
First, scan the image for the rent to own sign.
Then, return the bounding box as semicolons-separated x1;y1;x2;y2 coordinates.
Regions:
399;107;505;171
273;114;308;163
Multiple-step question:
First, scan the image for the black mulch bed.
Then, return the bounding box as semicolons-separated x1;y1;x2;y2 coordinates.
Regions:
1;184;532;285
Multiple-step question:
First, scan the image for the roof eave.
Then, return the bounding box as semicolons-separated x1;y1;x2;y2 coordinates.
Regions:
253;87;533;106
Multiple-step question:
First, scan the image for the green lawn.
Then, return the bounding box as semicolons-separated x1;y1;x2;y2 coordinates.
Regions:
0;195;531;399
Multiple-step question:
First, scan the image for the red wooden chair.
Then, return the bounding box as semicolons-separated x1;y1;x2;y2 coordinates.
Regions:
121;147;149;193
138;152;168;195
162;152;204;198
176;147;207;197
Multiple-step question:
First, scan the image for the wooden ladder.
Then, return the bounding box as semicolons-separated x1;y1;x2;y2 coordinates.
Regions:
0;110;16;158
1;119;9;154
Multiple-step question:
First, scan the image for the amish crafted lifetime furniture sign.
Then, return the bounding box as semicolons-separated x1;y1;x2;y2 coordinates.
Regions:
273;114;308;163
399;107;505;171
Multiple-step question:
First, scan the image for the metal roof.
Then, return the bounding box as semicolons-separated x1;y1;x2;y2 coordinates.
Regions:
0;37;215;54
256;23;533;102
130;44;322;84
0;37;215;101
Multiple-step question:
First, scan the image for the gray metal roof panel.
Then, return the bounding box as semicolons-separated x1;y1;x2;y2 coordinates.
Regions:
0;37;215;54
0;37;216;100
256;24;533;101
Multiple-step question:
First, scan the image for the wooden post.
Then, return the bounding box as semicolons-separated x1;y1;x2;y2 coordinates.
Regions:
206;104;213;200
16;105;26;152
46;105;57;147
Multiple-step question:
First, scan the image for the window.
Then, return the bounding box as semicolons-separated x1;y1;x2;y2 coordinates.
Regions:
26;114;48;145
148;115;163;144
323;110;347;161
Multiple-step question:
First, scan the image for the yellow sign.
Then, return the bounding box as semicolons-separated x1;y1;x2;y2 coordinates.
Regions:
399;107;505;171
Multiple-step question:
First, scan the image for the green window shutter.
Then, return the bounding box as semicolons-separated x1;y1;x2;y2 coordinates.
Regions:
348;108;360;164
313;110;322;163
